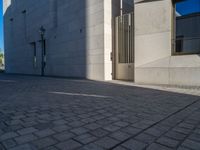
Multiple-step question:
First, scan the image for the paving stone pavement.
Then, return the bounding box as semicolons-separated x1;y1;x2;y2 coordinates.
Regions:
0;74;200;150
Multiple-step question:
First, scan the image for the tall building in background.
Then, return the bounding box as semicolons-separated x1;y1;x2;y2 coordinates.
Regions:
3;0;200;86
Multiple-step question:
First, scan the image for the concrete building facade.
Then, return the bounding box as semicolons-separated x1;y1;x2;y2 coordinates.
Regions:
3;0;200;86
4;0;133;80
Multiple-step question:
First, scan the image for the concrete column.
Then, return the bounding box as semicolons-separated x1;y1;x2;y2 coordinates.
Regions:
134;0;173;84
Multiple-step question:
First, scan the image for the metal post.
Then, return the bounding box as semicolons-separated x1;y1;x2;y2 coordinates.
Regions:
41;34;44;76
39;26;45;76
120;0;123;16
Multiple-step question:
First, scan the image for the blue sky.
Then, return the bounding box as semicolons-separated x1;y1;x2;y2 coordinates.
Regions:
176;0;200;15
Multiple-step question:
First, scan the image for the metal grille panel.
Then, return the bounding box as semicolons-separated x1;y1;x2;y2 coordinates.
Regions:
116;13;134;63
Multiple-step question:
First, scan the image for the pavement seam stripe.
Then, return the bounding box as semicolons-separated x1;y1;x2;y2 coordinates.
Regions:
110;99;200;150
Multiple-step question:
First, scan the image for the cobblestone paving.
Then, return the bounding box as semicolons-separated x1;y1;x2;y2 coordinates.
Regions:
0;74;200;150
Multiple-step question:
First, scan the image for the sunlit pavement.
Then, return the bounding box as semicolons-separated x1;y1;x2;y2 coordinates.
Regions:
0;74;200;150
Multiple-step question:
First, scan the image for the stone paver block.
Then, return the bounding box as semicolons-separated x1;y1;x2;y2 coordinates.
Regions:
53;119;68;125
15;134;37;144
113;121;129;127
17;127;38;135
135;133;156;144
0;144;5;150
68;121;85;128
34;129;55;138
156;136;180;148
2;139;16;149
52;125;71;132
0;132;18;141
188;133;200;142
53;131;75;142
194;128;200;134
84;123;101;130
145;127;166;137
113;146;127;150
78;143;104;150
122;126;141;136
9;144;37;150
122;139;147;150
70;127;89;135
103;125;120;132
32;137;57;149
109;131;131;142
45;146;59;150
146;143;173;150
172;127;191;135
56;139;82;150
96;119;113;126
94;137;119;149
165;130;187;141
181;139;200;150
90;128;109;137
178;123;195;130
34;123;54;130
74;133;97;144
177;146;192;150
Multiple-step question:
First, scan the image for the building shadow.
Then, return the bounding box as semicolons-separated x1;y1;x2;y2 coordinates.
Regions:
3;0;92;79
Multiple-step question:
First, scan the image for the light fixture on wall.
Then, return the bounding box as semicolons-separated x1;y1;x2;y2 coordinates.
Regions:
39;26;46;37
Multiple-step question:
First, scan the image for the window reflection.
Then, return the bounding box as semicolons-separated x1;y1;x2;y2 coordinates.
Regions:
174;0;200;54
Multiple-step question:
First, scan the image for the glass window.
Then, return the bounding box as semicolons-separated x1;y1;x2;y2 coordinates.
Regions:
174;0;200;55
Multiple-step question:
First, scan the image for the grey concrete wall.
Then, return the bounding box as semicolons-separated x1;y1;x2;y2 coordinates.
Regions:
45;0;105;80
4;0;120;80
134;0;172;84
134;0;200;86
